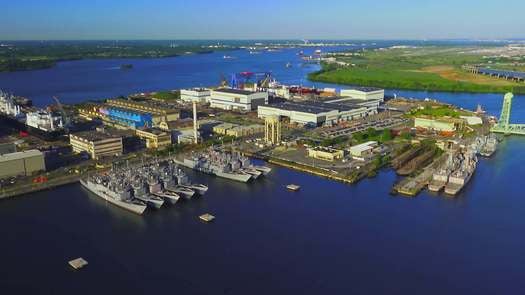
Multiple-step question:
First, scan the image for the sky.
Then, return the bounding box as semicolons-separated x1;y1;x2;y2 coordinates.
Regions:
1;0;524;40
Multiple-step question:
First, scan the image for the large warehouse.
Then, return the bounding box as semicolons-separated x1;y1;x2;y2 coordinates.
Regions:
210;88;268;111
257;101;369;126
340;87;385;102
0;149;46;179
180;88;211;103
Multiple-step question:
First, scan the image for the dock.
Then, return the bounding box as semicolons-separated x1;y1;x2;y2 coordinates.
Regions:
199;213;215;222
68;257;88;270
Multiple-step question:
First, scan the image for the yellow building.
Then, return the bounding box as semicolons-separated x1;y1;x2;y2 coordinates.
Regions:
70;132;123;160
135;128;172;149
225;125;264;138
265;116;281;145
213;123;239;135
307;147;345;162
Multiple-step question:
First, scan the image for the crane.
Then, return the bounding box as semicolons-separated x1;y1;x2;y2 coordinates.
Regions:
52;96;70;128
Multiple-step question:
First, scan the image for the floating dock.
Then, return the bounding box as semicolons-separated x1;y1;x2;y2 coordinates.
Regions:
68;257;88;270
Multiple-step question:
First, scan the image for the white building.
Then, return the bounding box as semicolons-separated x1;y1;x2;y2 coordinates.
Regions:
340;87;385;102
210;88;268;111
349;141;378;160
258;101;368;127
180;88;211;103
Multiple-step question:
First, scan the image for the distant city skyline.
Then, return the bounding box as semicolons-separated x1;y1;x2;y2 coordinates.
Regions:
2;0;524;40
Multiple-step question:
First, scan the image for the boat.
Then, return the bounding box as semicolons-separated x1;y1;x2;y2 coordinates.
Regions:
80;177;147;215
175;150;254;183
120;64;133;70
167;186;195;200
252;165;272;176
223;55;235;59
152;190;181;205
286;184;301;191
427;169;449;192
180;183;208;195
480;135;497;157
444;151;477;196
132;176;164;209
241;167;262;179
286;62;292;68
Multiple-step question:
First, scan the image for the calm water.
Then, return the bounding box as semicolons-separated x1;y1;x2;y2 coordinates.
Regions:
1;45;525;294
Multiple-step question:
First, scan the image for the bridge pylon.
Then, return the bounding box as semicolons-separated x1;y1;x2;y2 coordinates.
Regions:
491;92;525;135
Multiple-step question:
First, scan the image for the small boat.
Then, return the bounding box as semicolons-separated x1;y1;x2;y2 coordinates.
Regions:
252;165;272;175
120;64;133;70
286;184;300;191
223;55;235;59
286;62;292;68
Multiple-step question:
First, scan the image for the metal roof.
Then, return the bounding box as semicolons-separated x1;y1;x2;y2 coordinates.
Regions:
265;101;357;114
0;149;43;162
213;88;256;95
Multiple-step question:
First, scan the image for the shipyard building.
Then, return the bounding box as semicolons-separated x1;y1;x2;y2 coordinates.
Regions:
135;128;172;149
0;150;46;179
210;89;268;111
340;87;385;102
257;101;369;126
70;131;123;160
180;88;211;103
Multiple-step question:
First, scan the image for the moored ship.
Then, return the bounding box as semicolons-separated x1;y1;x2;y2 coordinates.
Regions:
175;149;270;183
80;176;147;215
444;151;477;196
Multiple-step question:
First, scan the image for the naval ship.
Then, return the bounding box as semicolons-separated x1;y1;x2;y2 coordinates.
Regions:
479;135;498;157
80;175;147;215
444;150;478;196
175;149;271;183
428;153;460;192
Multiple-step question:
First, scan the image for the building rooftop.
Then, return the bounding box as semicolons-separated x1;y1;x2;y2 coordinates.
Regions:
212;88;257;96
263;100;357;114
70;131;121;142
0;149;43;162
344;87;383;92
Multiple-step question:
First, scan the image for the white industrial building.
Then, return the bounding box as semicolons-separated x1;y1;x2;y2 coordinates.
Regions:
340;87;385;102
0;149;46;179
258;101;369;127
180;88;211;103
210;88;268;111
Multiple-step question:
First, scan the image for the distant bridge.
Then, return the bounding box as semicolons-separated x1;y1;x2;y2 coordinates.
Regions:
464;66;525;82
491;93;525;135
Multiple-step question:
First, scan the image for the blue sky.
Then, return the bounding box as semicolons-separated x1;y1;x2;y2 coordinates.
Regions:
1;0;524;40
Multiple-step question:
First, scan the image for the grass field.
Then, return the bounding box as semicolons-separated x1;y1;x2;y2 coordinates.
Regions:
309;46;525;93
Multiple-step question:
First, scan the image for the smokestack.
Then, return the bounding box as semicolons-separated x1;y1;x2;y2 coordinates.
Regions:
192;101;198;144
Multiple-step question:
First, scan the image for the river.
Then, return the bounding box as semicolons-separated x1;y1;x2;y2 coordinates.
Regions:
0;44;524;294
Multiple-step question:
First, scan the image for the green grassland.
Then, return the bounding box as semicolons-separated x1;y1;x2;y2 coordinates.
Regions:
0;41;230;72
309;46;525;93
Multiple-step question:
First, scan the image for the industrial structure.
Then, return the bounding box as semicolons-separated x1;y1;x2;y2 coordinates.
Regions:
340;87;385;101
99;107;153;129
0;150;46;179
180;88;211;103
465;66;525;82
209;89;268;111
258;100;369;126
491;93;525;135
135;128;172;149
70;131;123;160
307;146;344;162
265;116;281;145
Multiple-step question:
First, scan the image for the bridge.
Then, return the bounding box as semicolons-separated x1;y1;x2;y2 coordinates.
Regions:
491;93;525;135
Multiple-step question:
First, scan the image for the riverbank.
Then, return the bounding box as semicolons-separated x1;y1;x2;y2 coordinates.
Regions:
309;46;525;94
